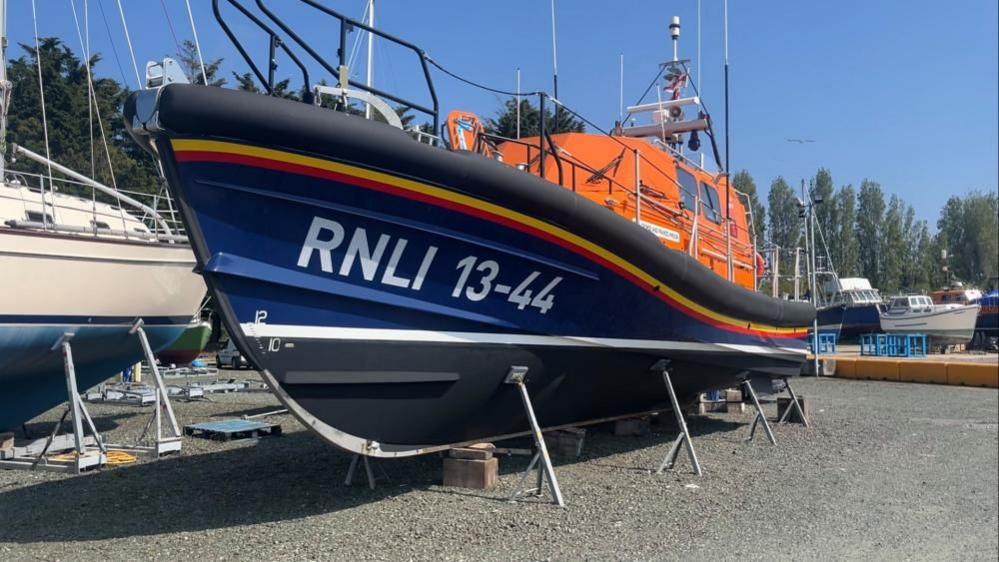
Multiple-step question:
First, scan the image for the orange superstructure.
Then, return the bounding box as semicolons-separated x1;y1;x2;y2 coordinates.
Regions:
446;110;761;291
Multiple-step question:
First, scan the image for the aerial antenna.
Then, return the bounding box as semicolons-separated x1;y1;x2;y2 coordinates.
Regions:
516;67;521;139
618;53;624;123
184;0;208;84
550;0;559;124
696;0;701;94
669;16;680;61
364;0;375;119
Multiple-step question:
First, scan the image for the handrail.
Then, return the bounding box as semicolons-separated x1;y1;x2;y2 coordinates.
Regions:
212;0;313;103
13;144;176;236
4;169;187;237
252;0;439;133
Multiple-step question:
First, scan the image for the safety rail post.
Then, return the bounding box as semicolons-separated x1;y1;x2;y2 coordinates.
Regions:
538;93;547;179
634;148;642;225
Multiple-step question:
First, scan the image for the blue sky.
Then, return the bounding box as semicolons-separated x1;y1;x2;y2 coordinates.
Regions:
8;0;998;224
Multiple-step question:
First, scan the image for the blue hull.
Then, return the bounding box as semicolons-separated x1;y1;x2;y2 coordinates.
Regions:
0;320;187;430
126;84;812;455
834;304;884;340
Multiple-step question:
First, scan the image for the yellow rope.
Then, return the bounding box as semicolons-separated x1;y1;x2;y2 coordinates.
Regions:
48;449;138;465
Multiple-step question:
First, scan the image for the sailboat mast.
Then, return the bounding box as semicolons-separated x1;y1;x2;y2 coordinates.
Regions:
364;0;374;119
0;0;8;180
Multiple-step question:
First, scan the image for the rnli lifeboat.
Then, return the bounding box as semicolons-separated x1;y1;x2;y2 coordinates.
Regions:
125;4;812;457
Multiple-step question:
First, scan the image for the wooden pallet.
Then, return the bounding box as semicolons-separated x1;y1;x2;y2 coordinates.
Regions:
183;419;282;441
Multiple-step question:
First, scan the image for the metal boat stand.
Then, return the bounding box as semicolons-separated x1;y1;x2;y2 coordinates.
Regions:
777;377;810;427
105;320;183;457
652;360;703;476
0;333;107;473
344;454;389;490
743;380;777;445
505;366;565;507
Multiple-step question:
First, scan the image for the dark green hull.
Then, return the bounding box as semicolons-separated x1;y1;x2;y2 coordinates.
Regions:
156;321;212;365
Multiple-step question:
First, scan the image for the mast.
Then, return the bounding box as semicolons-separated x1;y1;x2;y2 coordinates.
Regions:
723;0;733;281
364;0;374;119
0;0;8;180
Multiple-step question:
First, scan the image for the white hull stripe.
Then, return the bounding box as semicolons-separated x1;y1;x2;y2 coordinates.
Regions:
241;323;808;357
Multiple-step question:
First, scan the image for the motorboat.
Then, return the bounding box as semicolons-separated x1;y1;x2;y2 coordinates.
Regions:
931;282;996;348
879;295;980;346
123;2;813;457
818;276;884;340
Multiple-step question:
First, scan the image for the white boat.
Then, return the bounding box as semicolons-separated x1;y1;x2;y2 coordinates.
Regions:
879;295;980;346
0;169;205;431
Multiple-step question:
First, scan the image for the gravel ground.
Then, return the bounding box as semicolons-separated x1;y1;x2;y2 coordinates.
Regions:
1;372;996;561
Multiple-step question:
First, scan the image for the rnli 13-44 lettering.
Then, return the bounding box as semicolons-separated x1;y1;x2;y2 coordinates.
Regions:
297;216;562;313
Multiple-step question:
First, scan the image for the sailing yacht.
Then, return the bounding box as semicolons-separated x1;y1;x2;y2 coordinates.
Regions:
0;4;205;431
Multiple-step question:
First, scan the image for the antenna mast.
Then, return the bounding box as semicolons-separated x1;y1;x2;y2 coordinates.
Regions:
550;0;559;125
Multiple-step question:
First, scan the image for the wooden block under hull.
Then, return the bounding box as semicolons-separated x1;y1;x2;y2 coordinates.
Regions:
443;457;498;490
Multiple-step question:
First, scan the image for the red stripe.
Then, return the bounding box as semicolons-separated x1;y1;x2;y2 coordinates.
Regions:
175;149;804;339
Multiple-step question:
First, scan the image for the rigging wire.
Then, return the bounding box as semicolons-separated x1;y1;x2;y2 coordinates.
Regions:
159;0;183;57
184;0;208;85
94;0;129;87
69;0;130;233
114;0;142;89
346;0;370;78
29;0;55;226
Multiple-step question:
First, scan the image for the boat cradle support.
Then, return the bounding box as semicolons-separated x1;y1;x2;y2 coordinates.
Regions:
652;359;703;477
107;319;184;457
506;366;566;508
743;378;777;446
0;333;107;473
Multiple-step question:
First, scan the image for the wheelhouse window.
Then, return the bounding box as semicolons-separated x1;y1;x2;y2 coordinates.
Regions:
699;182;722;223
676;168;698;213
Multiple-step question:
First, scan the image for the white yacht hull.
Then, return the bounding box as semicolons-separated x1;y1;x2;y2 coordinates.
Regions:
0;229;206;430
879;304;981;345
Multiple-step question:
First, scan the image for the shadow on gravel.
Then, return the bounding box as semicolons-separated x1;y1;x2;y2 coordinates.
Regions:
0;432;443;543
17;411;140;439
0;414;750;542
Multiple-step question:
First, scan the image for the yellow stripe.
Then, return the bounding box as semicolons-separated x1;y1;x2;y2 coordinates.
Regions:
172;138;803;335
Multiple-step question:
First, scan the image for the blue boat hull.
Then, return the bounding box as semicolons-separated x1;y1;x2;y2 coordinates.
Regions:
127;84;812;456
0;320;187;431
839;304;884;340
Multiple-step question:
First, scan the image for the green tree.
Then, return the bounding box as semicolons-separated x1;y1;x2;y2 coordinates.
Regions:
881;194;906;292
855;179;886;288
487;98;585;138
731;169;765;245
812;168;835;245
767;176;803;294
175;39;225;86
937;191;999;284
831;185;858;276
6;38;160;197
